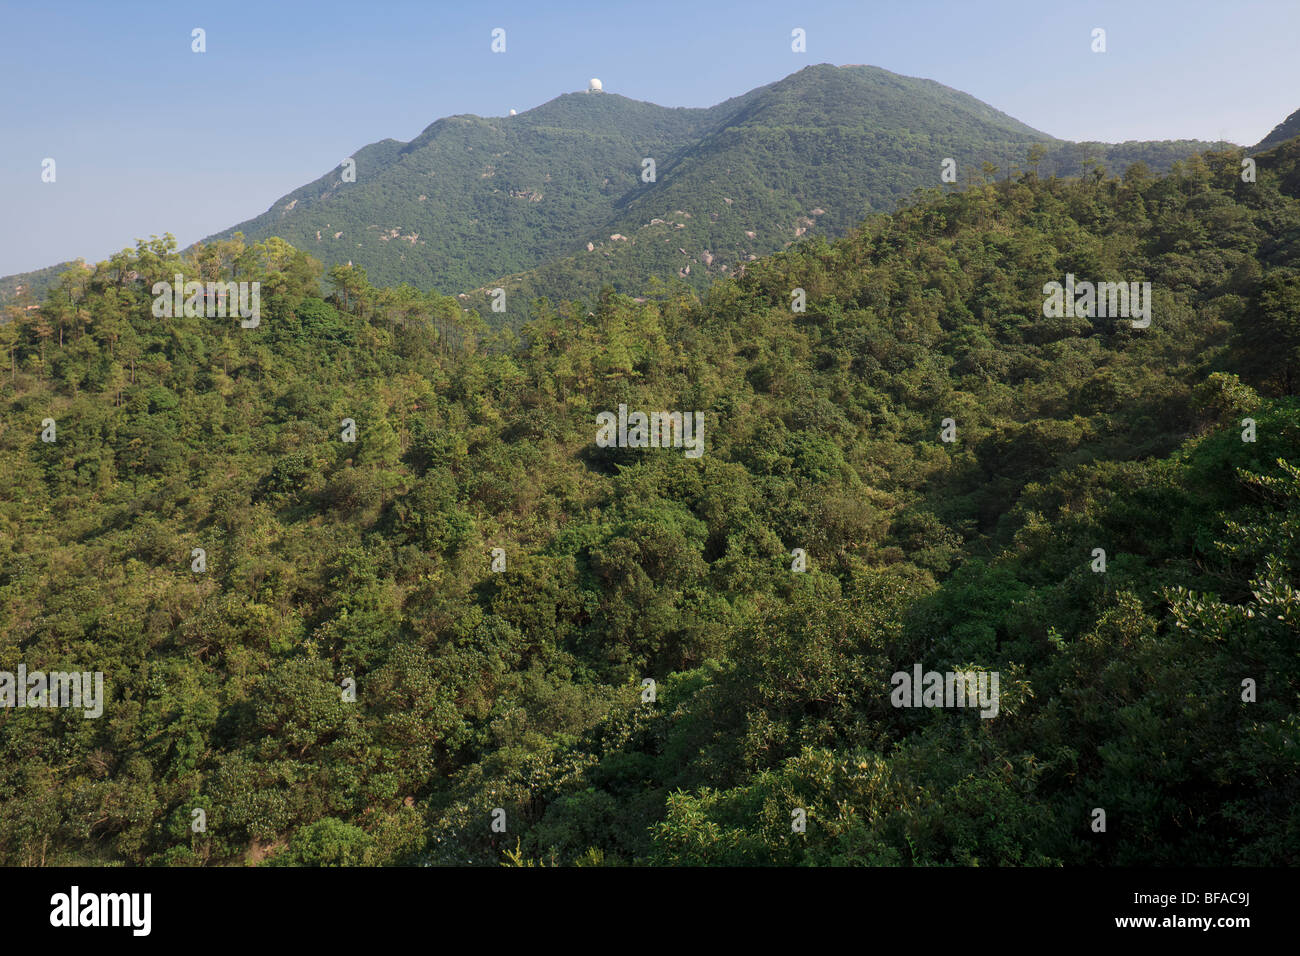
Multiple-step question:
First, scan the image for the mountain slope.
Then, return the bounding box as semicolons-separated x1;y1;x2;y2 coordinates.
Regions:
204;90;721;292
0;259;82;310
2;65;1233;313
1255;106;1300;150
469;66;1228;312
205;64;1226;304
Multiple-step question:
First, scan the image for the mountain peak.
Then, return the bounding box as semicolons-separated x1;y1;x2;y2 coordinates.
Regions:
4;65;1225;308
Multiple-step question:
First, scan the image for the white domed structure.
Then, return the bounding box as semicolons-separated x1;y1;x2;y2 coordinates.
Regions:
509;109;517;116
587;78;603;93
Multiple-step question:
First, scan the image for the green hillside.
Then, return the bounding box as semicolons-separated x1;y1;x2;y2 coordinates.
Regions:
0;65;1234;313
0;259;85;310
2;132;1298;865
203;88;722;293
205;64;1226;308
1255;106;1300;150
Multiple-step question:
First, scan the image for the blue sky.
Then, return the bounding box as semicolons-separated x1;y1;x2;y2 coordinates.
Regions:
3;0;1298;276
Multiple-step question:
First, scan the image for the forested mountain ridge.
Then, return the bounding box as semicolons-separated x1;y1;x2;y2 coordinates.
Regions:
1;133;1298;865
0;65;1244;312
202;64;1227;307
1255;105;1300;150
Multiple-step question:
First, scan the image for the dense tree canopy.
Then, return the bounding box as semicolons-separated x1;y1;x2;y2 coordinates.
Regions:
0;137;1297;866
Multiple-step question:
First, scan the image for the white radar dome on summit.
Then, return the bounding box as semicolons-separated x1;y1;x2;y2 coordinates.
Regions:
588;78;603;92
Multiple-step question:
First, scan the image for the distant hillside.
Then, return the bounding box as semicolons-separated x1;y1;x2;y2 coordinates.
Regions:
0;259;82;311
2;64;1232;310
467;132;1230;316
204;64;1227;307
204;88;726;293
1255;106;1300;150
1253;126;1300;201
